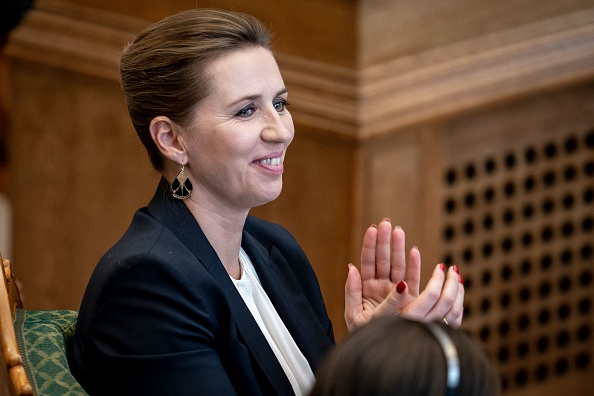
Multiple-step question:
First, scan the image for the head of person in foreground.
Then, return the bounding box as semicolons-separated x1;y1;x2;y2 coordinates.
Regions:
310;315;501;396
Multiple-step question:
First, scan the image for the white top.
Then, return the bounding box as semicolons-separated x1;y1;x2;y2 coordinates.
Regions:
231;248;315;396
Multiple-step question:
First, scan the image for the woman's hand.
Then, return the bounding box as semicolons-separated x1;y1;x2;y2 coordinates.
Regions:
344;219;464;332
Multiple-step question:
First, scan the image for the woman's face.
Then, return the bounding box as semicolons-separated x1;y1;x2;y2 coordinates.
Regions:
182;46;294;213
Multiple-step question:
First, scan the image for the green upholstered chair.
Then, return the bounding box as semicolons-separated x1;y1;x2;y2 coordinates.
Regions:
14;309;87;395
0;257;87;395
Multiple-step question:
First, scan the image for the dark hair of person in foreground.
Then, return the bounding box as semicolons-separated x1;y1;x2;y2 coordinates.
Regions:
310;315;501;396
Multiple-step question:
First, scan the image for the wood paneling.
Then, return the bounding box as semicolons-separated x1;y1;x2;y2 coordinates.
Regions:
436;84;594;395
45;0;358;68
1;1;594;394
358;7;594;137
359;0;594;66
7;59;157;309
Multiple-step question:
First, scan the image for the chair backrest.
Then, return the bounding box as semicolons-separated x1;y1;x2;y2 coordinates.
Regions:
0;256;87;396
0;256;33;395
15;309;84;395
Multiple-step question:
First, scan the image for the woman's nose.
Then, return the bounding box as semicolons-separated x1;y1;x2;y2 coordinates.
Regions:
261;110;294;142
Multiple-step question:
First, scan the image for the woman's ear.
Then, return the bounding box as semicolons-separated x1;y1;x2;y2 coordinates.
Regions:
149;116;186;163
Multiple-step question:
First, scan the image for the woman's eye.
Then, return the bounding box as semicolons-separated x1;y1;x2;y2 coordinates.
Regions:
236;105;255;117
273;99;289;112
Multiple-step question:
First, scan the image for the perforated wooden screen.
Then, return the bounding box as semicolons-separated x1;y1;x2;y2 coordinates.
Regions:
441;127;594;393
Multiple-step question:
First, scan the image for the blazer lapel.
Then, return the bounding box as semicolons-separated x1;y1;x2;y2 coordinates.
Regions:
241;232;334;372
207;261;295;395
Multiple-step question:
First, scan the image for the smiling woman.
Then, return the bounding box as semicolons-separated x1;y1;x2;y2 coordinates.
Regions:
70;8;465;396
167;46;294;210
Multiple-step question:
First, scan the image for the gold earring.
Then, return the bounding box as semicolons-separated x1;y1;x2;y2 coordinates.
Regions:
171;163;192;199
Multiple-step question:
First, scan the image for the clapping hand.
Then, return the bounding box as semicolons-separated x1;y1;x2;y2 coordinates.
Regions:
344;219;464;332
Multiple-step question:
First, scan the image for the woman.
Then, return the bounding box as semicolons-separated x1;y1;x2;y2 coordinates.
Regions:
71;8;464;396
309;316;501;396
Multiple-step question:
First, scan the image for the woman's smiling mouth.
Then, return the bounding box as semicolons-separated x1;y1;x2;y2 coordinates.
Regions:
260;157;282;165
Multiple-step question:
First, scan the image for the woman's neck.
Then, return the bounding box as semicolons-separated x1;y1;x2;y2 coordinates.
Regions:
183;197;248;279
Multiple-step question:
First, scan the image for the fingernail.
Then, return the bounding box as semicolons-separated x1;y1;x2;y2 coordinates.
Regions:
412;245;419;250
347;263;352;276
396;280;406;294
439;263;446;272
459;274;464;284
383;217;391;222
453;265;459;274
370;224;377;228
395;225;402;230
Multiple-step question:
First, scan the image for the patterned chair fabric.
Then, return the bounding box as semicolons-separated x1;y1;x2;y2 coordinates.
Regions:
14;309;87;395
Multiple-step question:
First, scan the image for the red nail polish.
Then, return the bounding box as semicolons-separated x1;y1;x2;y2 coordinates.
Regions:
459;274;464;284
439;263;446;272
453;265;459;274
396;280;406;294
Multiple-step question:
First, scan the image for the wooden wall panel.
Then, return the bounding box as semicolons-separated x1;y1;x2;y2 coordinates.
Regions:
54;0;358;68
358;7;594;137
355;124;446;282
437;84;594;395
359;0;594;66
8;60;157;309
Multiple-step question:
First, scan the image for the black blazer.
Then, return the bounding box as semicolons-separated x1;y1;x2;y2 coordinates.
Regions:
71;178;335;395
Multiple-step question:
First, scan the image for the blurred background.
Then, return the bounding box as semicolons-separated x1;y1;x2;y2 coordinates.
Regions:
1;0;593;394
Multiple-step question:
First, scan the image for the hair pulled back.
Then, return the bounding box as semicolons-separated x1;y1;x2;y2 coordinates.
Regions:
120;8;271;171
